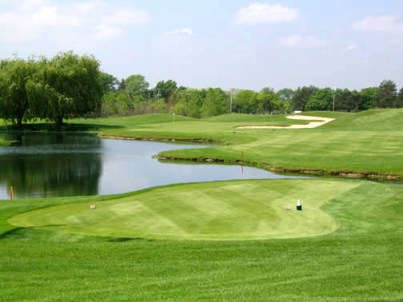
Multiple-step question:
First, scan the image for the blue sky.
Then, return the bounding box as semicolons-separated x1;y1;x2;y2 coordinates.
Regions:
1;0;402;90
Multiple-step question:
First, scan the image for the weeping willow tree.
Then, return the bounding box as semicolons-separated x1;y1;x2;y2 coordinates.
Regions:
28;52;103;125
0;51;103;126
0;59;37;126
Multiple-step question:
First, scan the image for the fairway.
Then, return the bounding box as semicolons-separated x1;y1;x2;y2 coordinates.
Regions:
10;179;358;240
81;109;403;179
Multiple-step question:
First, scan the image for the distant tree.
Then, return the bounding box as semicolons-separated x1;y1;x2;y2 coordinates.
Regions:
200;88;228;118
173;88;204;118
154;80;177;109
359;87;378;110
292;86;318;111
305;88;333;111
334;89;361;112
118;78;126;91
277;88;295;101
377;80;397;108
395;87;403;108
258;87;282;114
125;74;149;98
233;90;259;114
101;91;131;116
98;72;118;94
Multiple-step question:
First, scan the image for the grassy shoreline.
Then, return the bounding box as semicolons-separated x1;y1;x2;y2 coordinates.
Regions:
2;109;402;180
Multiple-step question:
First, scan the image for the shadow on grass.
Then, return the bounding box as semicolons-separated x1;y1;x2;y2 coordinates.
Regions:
0;227;29;240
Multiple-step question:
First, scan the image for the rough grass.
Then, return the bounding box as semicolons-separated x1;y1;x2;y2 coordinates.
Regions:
0;179;402;301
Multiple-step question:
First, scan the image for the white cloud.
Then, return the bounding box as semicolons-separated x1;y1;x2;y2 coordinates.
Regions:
279;35;327;48
353;15;403;33
0;0;151;43
96;24;123;40
234;3;299;25
103;9;150;25
164;28;193;37
345;44;358;51
76;0;106;14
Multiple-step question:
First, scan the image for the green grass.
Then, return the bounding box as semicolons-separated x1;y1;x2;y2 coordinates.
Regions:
1;179;402;301
0;137;9;146
71;109;403;178
4;110;400;178
1;109;403;301
9;179;359;240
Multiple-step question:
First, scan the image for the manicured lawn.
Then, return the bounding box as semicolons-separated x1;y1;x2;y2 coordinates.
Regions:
0;109;402;301
1;179;402;301
9;179;358;240
74;109;403;178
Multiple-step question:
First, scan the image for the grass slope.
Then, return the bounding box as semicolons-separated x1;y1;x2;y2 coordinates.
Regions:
0;179;402;301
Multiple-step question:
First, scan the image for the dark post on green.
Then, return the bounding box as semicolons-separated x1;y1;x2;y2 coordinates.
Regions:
296;199;302;211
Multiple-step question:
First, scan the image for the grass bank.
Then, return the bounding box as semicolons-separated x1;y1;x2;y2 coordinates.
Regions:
73;109;403;180
3;110;402;179
0;179;402;301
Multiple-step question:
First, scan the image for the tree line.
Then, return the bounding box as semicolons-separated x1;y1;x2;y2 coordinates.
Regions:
1;51;402;126
102;76;403;118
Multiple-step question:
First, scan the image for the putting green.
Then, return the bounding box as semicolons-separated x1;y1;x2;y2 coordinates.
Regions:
9;179;359;240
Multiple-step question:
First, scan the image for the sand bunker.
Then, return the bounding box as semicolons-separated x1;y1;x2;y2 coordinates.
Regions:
237;115;335;129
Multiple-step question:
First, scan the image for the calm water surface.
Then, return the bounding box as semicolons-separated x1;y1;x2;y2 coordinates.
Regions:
0;132;296;199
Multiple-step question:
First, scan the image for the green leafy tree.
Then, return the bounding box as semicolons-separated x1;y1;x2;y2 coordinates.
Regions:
0;59;37;126
98;72;118;94
277;88;295;101
377;80;397;108
258;87;282;114
277;88;295;113
173;88;205;118
359;87;378;110
118;78;126;91
125;74;149;98
334;89;361;112
233;90;259;114
26;52;103;125
102;91;131;116
46;52;102;125
397;87;403;108
200;88;228;118
154;80;177;109
292;86;318;111
305;88;333;111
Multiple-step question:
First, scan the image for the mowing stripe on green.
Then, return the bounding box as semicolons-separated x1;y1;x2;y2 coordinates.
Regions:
9;179;359;240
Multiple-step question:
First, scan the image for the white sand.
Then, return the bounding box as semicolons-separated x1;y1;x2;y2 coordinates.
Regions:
237;115;335;129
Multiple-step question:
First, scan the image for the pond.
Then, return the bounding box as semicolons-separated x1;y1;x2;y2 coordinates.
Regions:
0;132;297;199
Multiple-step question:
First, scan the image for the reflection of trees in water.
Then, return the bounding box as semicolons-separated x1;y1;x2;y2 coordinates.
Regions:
2;132;102;148
0;133;102;198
